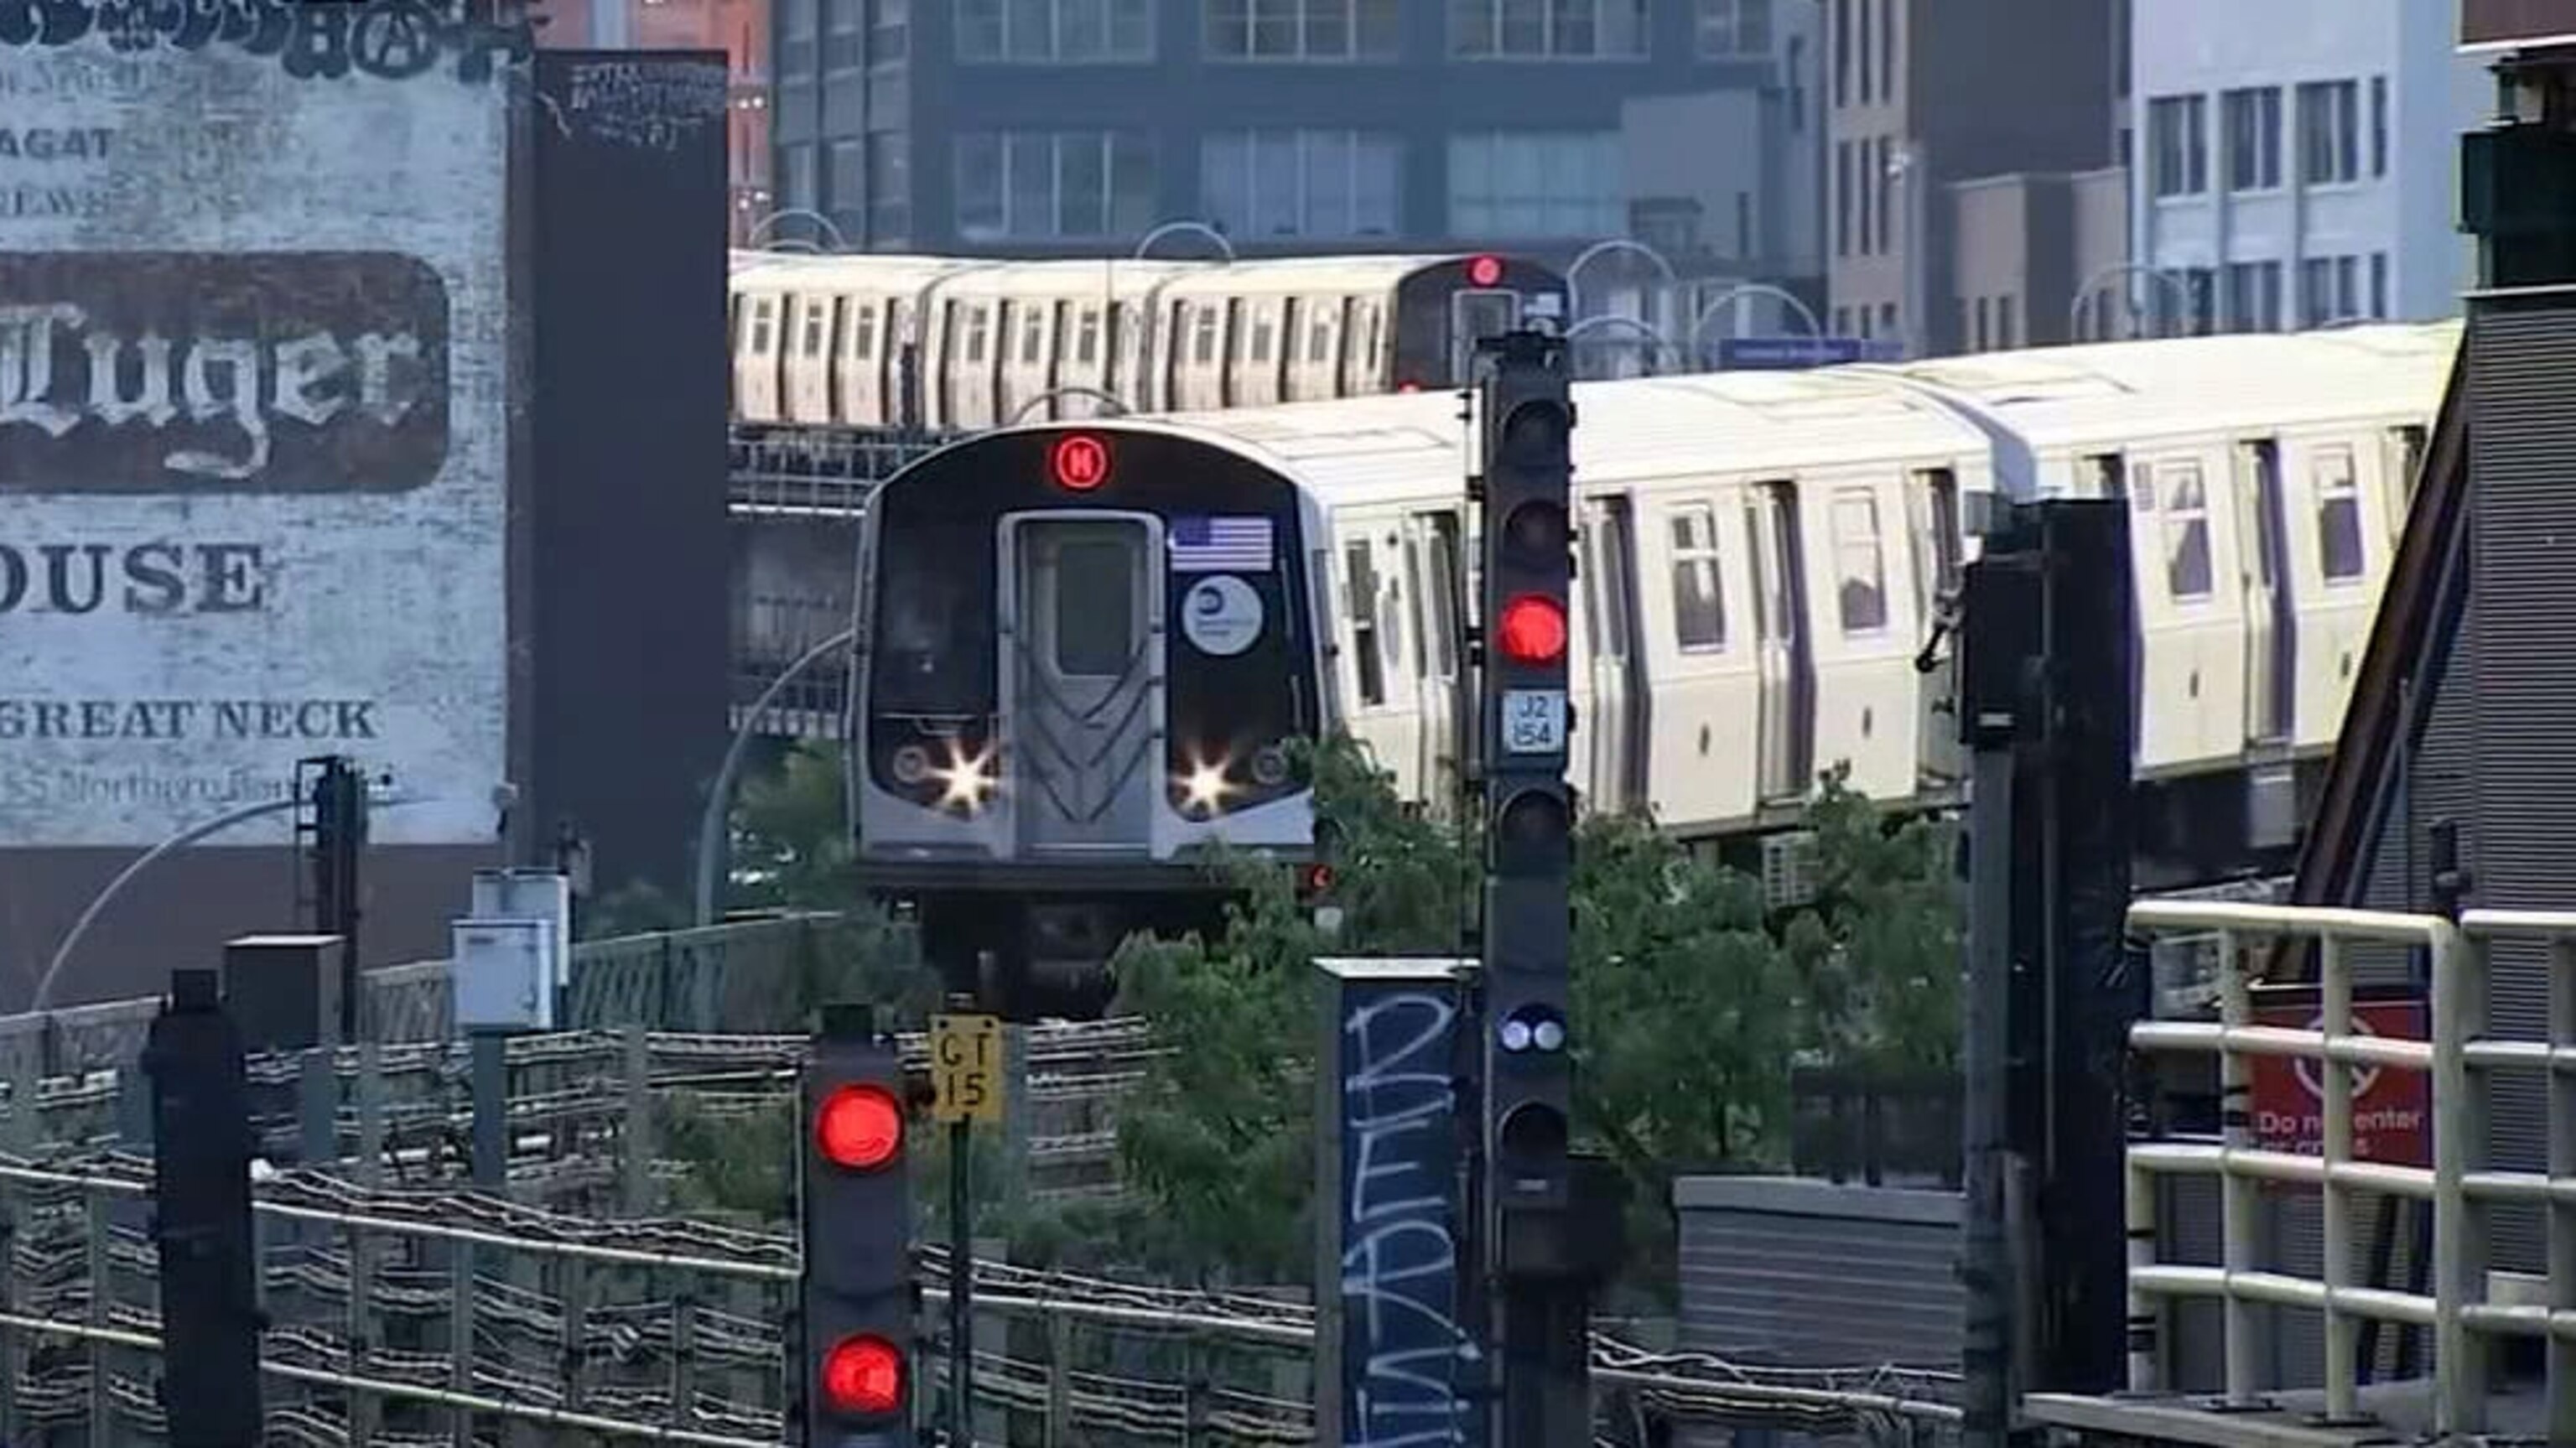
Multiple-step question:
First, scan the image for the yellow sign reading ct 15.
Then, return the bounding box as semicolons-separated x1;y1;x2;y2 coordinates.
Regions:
929;1013;1005;1124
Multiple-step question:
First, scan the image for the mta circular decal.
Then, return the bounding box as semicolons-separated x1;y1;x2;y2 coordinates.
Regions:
1182;576;1264;657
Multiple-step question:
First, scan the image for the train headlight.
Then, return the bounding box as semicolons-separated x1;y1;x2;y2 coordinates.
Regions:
1180;760;1233;817
890;745;932;786
1249;745;1291;787
931;746;995;812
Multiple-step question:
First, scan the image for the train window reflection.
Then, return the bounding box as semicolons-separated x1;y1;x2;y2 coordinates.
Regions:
873;527;991;713
1831;491;1888;634
2314;446;2365;583
1053;537;1136;677
2160;462;2215;599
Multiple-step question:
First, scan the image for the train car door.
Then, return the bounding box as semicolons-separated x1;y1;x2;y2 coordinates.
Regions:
1581;496;1649;814
1906;468;1965;789
1402;511;1467;812
1745;481;1814;803
2236;440;2294;746
997;514;1166;857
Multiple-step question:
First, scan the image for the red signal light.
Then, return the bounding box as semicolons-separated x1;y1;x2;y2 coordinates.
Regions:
814;1083;903;1170
1467;254;1505;288
1051;433;1110;491
1496;594;1569;666
819;1332;906;1416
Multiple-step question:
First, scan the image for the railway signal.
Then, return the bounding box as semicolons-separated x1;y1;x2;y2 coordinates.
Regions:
797;1004;917;1446
147;970;262;1446
1471;329;1597;1448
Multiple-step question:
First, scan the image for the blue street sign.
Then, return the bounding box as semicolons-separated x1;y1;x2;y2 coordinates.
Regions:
1716;335;1904;370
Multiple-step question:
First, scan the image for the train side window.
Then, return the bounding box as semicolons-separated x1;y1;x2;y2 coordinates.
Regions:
1075;308;1102;364
963;306;991;365
1020;307;1046;365
2392;423;2428;503
847;304;878;361
1831;490;1889;635
1669;505;1727;651
750;298;775;354
2313;445;2366;583
2159;462;2215;599
1192;309;1219;365
1423;520;1462;677
1343;540;1386;707
1308;309;1334;364
1251;313;1275;363
801;298;828;357
1053;539;1136;677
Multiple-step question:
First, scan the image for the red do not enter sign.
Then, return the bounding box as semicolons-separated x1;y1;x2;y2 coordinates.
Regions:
2247;985;2430;1170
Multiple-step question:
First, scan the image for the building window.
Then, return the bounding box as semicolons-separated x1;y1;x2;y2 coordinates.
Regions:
1787;34;1806;127
1855;0;1871;101
1208;0;1401;59
2223;86;2280;191
1834;140;1852;256
1696;0;1770;54
867;132;910;240
1202;130;1402;239
955;131;1157;239
2371;251;2388;319
957;0;1153;61
2371;75;2388;176
2224;260;2283;331
869;0;908;61
1450;0;1647;58
1448;132;1624;238
2298;80;2360;185
2314;446;2366;582
781;142;818;210
1873;136;1891;254
827;138;865;222
1831;491;1888;634
2148;94;2207;198
1972;295;1989;351
780;0;818;75
1878;0;1893;101
1668;506;1727;651
1995;293;2015;348
824;0;863;70
1832;0;1849;106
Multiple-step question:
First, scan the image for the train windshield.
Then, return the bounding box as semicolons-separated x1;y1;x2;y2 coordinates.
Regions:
870;520;995;714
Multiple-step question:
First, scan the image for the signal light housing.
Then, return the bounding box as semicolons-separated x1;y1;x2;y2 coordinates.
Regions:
819;1331;906;1417
814;1082;904;1170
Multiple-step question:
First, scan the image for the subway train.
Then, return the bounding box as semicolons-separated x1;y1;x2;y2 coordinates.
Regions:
729;250;1570;433
846;320;2459;1014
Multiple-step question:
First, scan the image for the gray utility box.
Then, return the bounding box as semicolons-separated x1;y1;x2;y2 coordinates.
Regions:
453;918;554;1031
470;869;573;998
221;934;346;1052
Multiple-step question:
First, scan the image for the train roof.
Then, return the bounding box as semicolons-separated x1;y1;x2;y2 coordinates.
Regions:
1023;322;2463;511
1869;321;2461;451
724;250;1562;294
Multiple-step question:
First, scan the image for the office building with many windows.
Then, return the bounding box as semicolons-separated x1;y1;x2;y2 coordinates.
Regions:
2128;0;2487;336
1824;0;2119;357
769;1;1822;334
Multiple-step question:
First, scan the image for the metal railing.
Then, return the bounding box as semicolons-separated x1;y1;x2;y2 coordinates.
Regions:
2121;899;2576;1441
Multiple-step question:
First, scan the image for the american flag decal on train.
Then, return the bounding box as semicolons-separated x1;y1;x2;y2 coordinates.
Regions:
1168;516;1274;573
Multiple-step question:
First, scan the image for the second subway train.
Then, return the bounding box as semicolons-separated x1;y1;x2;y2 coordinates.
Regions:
848;321;2459;1011
730;250;1569;433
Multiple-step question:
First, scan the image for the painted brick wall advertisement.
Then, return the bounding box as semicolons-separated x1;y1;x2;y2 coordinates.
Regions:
0;5;521;849
2248;984;2432;1170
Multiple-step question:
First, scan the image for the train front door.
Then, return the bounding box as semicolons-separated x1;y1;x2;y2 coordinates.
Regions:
999;515;1167;857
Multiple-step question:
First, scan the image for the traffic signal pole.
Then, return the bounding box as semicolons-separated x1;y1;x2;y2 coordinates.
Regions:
147;969;263;1447
1470;329;1599;1448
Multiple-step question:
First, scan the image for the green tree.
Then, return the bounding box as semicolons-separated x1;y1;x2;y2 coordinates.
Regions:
1098;737;1961;1296
730;740;860;911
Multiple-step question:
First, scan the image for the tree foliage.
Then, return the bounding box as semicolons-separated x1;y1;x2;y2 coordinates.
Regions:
1099;740;1961;1297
